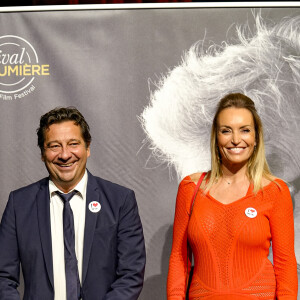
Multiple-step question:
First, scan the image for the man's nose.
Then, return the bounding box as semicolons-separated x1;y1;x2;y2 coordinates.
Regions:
58;145;72;160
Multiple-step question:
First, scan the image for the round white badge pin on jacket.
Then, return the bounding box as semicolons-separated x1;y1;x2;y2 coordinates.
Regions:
89;201;101;213
245;207;257;218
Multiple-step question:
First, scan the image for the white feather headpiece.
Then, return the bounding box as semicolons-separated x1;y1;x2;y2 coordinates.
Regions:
140;14;300;181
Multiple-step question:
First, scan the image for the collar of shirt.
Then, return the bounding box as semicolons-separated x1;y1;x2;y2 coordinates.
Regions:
49;170;88;202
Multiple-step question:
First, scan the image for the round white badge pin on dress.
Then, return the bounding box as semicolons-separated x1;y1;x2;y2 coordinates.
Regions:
245;207;257;218
89;201;101;213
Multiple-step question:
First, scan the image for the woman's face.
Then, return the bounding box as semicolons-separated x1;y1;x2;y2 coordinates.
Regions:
217;107;256;167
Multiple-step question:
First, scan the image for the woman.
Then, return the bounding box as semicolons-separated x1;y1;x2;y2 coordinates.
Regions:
167;93;298;299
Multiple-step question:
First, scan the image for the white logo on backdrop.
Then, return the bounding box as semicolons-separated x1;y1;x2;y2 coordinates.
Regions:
0;35;50;100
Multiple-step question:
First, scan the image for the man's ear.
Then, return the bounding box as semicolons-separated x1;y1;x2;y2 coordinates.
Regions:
87;144;91;158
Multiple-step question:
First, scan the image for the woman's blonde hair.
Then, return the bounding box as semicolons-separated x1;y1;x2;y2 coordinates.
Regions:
207;93;274;193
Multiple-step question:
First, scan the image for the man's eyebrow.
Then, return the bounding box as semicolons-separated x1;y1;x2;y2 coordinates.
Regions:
46;140;60;146
47;138;81;143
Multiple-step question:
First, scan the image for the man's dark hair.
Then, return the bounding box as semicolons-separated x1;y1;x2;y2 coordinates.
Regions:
37;107;92;154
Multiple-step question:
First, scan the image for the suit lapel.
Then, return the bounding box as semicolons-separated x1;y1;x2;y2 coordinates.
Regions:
82;171;100;284
36;178;54;289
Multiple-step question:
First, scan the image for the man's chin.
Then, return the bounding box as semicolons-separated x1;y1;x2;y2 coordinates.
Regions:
51;176;77;191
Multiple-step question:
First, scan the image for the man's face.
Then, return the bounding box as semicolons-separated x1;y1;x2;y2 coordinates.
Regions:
42;120;90;193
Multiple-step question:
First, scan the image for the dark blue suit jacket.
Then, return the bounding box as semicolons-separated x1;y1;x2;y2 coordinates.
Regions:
0;171;146;300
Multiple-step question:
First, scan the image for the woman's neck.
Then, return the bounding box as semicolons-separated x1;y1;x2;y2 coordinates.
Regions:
220;162;249;184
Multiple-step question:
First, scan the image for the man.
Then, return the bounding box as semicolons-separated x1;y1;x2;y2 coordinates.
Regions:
0;107;146;300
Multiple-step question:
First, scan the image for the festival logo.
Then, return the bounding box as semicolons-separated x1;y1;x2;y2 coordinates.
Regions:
0;35;50;100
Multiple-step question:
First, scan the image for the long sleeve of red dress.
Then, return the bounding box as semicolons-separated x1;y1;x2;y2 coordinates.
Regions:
167;176;298;300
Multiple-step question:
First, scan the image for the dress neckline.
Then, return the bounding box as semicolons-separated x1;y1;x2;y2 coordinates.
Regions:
190;176;279;207
206;182;253;206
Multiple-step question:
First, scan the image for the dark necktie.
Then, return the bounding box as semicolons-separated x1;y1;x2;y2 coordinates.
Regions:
56;190;81;300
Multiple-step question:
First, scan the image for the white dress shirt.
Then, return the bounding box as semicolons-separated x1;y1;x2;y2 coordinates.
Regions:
49;170;87;300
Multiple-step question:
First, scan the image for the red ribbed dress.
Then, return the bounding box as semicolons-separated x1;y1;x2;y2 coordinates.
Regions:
167;175;298;300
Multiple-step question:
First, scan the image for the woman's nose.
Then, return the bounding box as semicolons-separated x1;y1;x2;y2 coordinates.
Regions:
232;132;241;144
